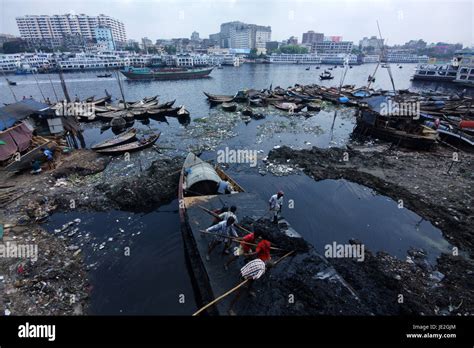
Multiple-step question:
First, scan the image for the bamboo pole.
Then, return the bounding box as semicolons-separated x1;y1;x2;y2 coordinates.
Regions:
198;205;254;235
199;230;284;251
192;250;295;316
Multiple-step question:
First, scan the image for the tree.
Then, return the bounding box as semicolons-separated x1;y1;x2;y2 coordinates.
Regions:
247;48;258;59
164;45;177;54
3;39;30;54
278;45;308;54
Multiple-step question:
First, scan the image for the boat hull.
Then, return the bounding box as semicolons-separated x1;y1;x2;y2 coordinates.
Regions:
121;68;213;81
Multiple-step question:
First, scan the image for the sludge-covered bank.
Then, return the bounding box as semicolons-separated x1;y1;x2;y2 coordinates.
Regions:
0;149;184;315
259;145;473;315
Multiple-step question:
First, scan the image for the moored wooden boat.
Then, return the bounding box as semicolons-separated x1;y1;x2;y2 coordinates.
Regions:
95;133;160;155
222;102;237;112
306;101;322;112
272;102;305;113
91;128;137;150
204;92;234;104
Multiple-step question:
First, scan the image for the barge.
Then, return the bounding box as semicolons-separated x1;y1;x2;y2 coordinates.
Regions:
120;66;214;81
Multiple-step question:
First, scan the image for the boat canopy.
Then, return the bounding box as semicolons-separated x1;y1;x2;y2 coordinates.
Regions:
183;153;221;192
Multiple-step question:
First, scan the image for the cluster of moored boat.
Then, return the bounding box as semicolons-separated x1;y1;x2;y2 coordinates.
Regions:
204;84;474;151
53;93;190;130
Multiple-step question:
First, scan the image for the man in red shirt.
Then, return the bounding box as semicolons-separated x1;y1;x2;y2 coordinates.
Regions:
224;231;258;270
255;239;271;262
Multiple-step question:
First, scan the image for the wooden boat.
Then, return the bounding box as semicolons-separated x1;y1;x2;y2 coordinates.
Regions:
424;121;474;150
176;106;190;117
91;128;137;150
110;116;127;129
155;100;175;109
95;133;160;155
306;102;322;112
177;153;312;315
6;79;16;86
145;107;179;117
204;92;234;104
241;106;254;116
319;72;334;80
222;102;237;112
355;109;438;150
273;102;305;113
97;73;112;78
93;105;110;113
98;110;134;122
121;66;213;80
249;98;265;107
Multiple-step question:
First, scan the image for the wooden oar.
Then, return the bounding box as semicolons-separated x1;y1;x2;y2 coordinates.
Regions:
192;249;295;316
199;230;285;251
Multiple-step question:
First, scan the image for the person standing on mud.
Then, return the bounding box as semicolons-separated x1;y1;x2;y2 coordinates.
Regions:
42;147;55;170
269;191;284;223
205;216;238;261
227;258;266;316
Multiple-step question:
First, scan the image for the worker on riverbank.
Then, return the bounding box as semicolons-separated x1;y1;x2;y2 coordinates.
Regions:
219;205;238;223
42;148;55;170
217;179;232;194
205;216;238;261
227;258;266;315
224;230;259;270
269;191;284;223
30;160;42;174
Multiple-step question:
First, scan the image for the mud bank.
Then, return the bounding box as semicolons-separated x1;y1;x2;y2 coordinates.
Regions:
0;150;183;315
267;145;473;256
261;145;473;315
229;217;473;316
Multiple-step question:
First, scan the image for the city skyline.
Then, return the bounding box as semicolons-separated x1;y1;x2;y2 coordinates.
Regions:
0;0;472;46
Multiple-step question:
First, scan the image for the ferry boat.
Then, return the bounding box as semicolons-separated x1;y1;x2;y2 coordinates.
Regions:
120;66;214;80
454;51;474;87
269;53;322;64
412;53;464;82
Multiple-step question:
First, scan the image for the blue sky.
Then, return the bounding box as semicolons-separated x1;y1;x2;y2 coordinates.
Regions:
0;0;472;46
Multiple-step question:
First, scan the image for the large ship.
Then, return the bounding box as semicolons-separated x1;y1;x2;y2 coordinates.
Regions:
412;51;473;83
454;50;474;87
120;66;214;80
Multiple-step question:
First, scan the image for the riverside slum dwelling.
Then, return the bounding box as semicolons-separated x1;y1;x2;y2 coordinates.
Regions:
0;98;83;173
179;153;367;316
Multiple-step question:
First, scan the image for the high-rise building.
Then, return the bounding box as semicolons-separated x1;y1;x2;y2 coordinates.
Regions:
95;27;115;50
359;36;384;50
16;14;126;48
209;33;220;45
287;36;298;45
191;31;200;41
219;21;271;53
302;31;324;44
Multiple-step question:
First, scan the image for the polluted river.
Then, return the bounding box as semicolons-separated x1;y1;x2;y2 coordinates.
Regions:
0;63;472;316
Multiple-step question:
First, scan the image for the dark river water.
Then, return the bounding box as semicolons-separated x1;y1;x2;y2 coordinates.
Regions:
2;63;455;314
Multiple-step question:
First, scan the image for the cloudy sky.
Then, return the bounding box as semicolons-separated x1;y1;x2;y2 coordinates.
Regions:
0;0;472;45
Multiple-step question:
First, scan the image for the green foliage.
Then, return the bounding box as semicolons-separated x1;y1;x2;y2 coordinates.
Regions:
164;45;177;54
276;45;308;54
